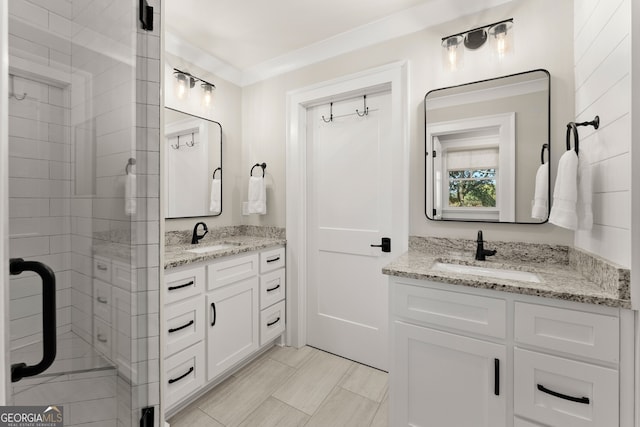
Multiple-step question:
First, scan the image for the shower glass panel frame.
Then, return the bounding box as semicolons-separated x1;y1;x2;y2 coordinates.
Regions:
2;1;161;426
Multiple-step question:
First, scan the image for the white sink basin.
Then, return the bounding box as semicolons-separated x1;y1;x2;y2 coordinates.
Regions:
187;243;239;254
431;262;541;283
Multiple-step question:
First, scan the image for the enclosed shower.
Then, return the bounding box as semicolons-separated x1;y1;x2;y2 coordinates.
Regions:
5;1;160;426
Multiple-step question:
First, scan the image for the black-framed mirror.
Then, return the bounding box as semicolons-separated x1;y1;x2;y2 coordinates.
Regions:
164;107;222;218
425;69;550;224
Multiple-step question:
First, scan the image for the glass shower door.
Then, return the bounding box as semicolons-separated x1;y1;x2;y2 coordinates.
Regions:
3;1;161;426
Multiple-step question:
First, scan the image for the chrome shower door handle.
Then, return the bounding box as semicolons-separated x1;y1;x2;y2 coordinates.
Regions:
9;258;57;382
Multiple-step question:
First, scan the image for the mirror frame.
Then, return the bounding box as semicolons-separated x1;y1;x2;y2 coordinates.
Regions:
164;106;223;218
424;69;551;224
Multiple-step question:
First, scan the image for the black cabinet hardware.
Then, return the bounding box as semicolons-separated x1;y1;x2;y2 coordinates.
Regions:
10;258;57;383
97;296;108;304
266;284;281;292
266;256;280;263
169;320;194;334
494;358;500;396
537;384;590;404
168;280;194;291
211;302;217;326
97;334;108;343
267;317;281;327
97;264;108;271
168;367;194;384
371;237;391;253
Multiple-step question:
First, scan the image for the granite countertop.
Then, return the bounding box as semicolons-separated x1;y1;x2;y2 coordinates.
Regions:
383;237;631;309
165;234;286;269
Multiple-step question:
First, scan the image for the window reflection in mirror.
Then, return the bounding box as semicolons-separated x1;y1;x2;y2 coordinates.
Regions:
425;69;550;224
164;107;222;218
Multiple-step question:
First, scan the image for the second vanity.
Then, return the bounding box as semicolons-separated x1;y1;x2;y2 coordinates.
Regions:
384;237;633;427
163;227;287;414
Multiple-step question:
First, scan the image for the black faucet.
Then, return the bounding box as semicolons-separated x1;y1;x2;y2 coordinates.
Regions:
475;230;497;261
191;222;208;244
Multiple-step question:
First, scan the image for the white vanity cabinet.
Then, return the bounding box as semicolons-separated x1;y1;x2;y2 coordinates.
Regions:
389;277;633;427
163;245;286;413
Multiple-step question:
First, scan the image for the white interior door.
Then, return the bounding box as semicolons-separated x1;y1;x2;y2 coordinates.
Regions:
306;92;394;370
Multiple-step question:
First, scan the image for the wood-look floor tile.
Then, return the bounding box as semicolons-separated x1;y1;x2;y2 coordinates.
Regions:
237;397;310;427
272;350;353;415
168;407;224;427
304;387;378;427
198;358;295;426
266;345;318;368
339;363;388;402
370;395;388;427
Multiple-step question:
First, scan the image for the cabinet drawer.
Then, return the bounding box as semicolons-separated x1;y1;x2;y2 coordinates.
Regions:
260;268;285;309
514;348;618;427
93;280;112;323
208;253;258;291
165;265;205;304
165;296;205;357
93;256;111;283
94;317;112;360
392;283;506;338
514;418;544;427
260;300;285;346
259;247;285;273
112;260;132;290
514;302;619;363
165;342;205;410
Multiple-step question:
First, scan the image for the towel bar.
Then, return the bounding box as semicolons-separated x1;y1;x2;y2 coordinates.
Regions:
565;115;599;154
126;158;136;175
540;143;548;164
212;167;221;180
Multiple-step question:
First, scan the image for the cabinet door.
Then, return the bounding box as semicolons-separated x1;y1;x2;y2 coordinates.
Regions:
391;321;506;427
206;276;259;381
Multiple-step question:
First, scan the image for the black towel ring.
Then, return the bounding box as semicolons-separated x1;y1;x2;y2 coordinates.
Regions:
566;122;579;154
540;143;548;164
212;167;221;179
250;162;266;177
126;158;136;175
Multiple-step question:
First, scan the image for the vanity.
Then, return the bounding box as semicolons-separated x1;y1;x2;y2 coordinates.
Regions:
384;237;633;427
162;229;286;414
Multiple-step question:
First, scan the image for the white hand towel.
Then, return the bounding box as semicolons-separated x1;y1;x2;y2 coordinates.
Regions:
531;162;549;220
125;173;136;216
209;178;221;214
548;150;579;230
577;153;593;230
247;176;266;214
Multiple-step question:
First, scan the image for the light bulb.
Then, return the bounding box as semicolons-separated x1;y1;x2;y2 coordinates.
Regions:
174;72;190;100
201;83;215;109
442;35;463;71
489;21;513;61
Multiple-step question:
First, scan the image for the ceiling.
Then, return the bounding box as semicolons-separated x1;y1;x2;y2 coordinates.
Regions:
165;0;435;70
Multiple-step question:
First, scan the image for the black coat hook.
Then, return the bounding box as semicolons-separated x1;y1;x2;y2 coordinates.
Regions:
322;102;333;123
356;95;369;117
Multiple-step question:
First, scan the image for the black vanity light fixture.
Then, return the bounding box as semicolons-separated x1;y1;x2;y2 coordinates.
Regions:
441;18;514;71
173;68;216;109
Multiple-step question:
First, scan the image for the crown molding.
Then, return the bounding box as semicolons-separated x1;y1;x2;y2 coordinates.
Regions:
166;0;514;87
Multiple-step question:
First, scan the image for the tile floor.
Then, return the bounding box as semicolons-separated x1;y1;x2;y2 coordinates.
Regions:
168;345;388;427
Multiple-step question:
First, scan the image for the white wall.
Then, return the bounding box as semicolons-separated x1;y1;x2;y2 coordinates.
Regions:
164;53;243;231
573;0;631;268
240;0;574;244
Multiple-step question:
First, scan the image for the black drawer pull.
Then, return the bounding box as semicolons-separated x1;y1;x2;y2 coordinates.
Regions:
97;334;108;343
97;296;108;304
266;283;281;292
537;384;590;404
211;302;217;326
97;264;108;271
168;280;194;291
168;320;194;334
168;366;194;384
494;358;499;396
266;256;280;263
267;317;281;327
